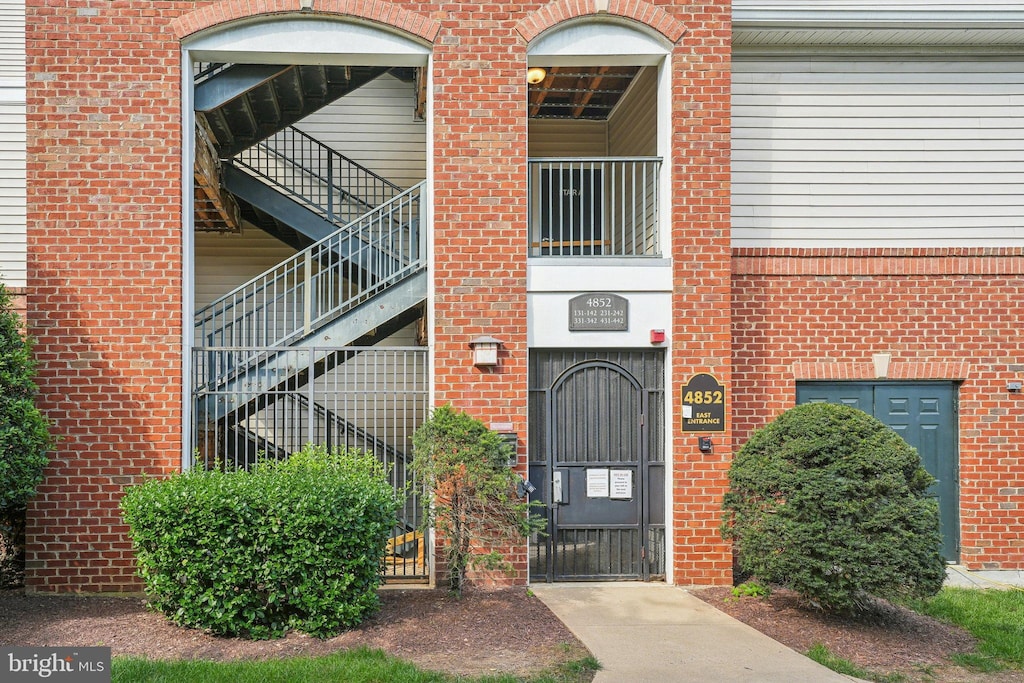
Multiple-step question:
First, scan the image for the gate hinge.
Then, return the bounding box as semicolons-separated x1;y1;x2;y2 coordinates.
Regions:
640;546;646;559
640;413;645;426
953;399;959;415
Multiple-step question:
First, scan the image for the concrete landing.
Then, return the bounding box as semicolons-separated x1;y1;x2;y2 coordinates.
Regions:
532;583;863;683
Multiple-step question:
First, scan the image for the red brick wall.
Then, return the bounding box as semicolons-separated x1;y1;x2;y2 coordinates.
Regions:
429;5;531;585
667;3;734;585
25;1;189;592
732;249;1024;570
4;285;26;322
25;0;734;591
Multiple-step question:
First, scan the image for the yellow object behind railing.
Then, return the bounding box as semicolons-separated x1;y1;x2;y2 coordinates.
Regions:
385;530;425;571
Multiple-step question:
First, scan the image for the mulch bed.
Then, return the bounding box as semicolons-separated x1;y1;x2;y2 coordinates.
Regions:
693;586;1007;682
0;586;590;678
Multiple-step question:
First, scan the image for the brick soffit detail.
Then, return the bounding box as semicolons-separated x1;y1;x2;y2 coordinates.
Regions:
792;361;971;382
732;248;1024;276
171;0;441;43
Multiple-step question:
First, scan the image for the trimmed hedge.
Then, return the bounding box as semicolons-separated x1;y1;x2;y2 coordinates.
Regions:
722;402;946;613
121;445;401;639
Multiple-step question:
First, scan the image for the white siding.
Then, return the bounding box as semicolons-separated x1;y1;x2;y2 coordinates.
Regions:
293;74;426;190
609;66;657;157
735;1;1024;10
528;119;607;157
732;57;1024;247
194;229;298;309
0;0;23;82
0;0;23;287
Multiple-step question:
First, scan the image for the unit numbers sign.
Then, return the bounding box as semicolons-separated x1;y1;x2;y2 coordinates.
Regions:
681;373;726;432
568;293;628;331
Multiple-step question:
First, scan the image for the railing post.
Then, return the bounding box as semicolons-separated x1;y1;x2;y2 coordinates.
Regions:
328;159;334;223
418;188;427;264
303;250;313;336
307;349;316;448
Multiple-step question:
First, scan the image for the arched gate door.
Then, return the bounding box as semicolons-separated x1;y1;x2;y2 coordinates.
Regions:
529;351;665;581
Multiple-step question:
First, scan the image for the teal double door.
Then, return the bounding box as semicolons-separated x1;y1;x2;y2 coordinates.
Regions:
796;382;959;562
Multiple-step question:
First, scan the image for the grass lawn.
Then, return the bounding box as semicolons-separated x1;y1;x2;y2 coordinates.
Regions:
809;587;1023;682
112;646;599;683
910;587;1024;672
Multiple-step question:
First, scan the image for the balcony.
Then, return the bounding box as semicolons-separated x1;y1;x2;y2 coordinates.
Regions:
528;157;662;258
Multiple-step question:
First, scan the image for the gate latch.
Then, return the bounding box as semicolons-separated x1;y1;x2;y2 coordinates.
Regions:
552;470;567;504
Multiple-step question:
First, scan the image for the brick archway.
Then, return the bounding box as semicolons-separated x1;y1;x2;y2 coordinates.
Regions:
171;0;441;43
515;0;687;44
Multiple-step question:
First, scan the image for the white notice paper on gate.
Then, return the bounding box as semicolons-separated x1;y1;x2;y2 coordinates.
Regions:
610;469;632;499
586;468;610;497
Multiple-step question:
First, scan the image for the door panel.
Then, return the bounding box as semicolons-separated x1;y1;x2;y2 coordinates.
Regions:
796;382;959;562
550;361;643;579
874;385;958;562
529;350;665;581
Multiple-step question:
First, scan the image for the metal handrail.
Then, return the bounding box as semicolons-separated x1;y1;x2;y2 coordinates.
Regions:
233;126;403;229
195;182;426;365
528;157;662;257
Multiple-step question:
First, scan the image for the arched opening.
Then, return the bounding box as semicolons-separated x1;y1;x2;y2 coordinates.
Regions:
182;15;432;582
526;19;671;258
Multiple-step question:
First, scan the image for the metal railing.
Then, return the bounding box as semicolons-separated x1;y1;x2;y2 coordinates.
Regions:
234;126;403;228
191;345;430;579
528;157;661;257
194;181;425;357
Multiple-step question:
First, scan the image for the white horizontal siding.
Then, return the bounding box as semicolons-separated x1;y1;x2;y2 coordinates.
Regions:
609;66;657;157
292;74;425;190
735;1;1024;11
528;119;607;157
732;57;1024;248
194;228;297;309
0;101;24;288
0;0;24;287
0;0;23;83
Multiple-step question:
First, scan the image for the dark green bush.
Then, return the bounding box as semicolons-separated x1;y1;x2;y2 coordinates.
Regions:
121;445;401;639
0;283;51;512
722;402;946;613
0;283;52;587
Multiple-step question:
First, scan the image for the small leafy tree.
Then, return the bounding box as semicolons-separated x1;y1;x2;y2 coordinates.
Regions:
411;405;543;593
722;402;945;613
0;284;51;586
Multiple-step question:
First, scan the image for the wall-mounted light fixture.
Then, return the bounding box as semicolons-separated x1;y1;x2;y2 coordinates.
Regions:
526;67;547;84
469;335;503;367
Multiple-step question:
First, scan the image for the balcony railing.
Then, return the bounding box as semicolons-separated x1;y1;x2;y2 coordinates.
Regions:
528;157;661;257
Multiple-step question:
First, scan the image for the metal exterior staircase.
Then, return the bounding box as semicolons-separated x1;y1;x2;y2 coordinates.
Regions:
224;125;405;250
195;63;393;158
195;180;426;412
192;62;429;580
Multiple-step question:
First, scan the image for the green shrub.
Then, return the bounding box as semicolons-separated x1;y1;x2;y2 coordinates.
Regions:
0;283;51;512
411;405;544;593
722;402;946;613
0;283;52;587
121;445;401;639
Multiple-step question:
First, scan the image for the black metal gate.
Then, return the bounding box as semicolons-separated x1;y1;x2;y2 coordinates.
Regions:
529;350;665;581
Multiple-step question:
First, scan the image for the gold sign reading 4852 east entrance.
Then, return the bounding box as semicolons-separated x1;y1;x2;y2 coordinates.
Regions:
681;373;726;432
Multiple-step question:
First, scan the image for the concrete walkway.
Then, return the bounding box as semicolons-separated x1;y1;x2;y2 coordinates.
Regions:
532;583;862;683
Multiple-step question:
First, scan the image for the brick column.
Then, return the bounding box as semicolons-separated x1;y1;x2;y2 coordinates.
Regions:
668;2;734;585
430;9;531;584
25;0;188;591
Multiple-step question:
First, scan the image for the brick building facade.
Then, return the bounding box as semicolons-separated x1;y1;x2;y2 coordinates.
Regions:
20;0;1022;592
